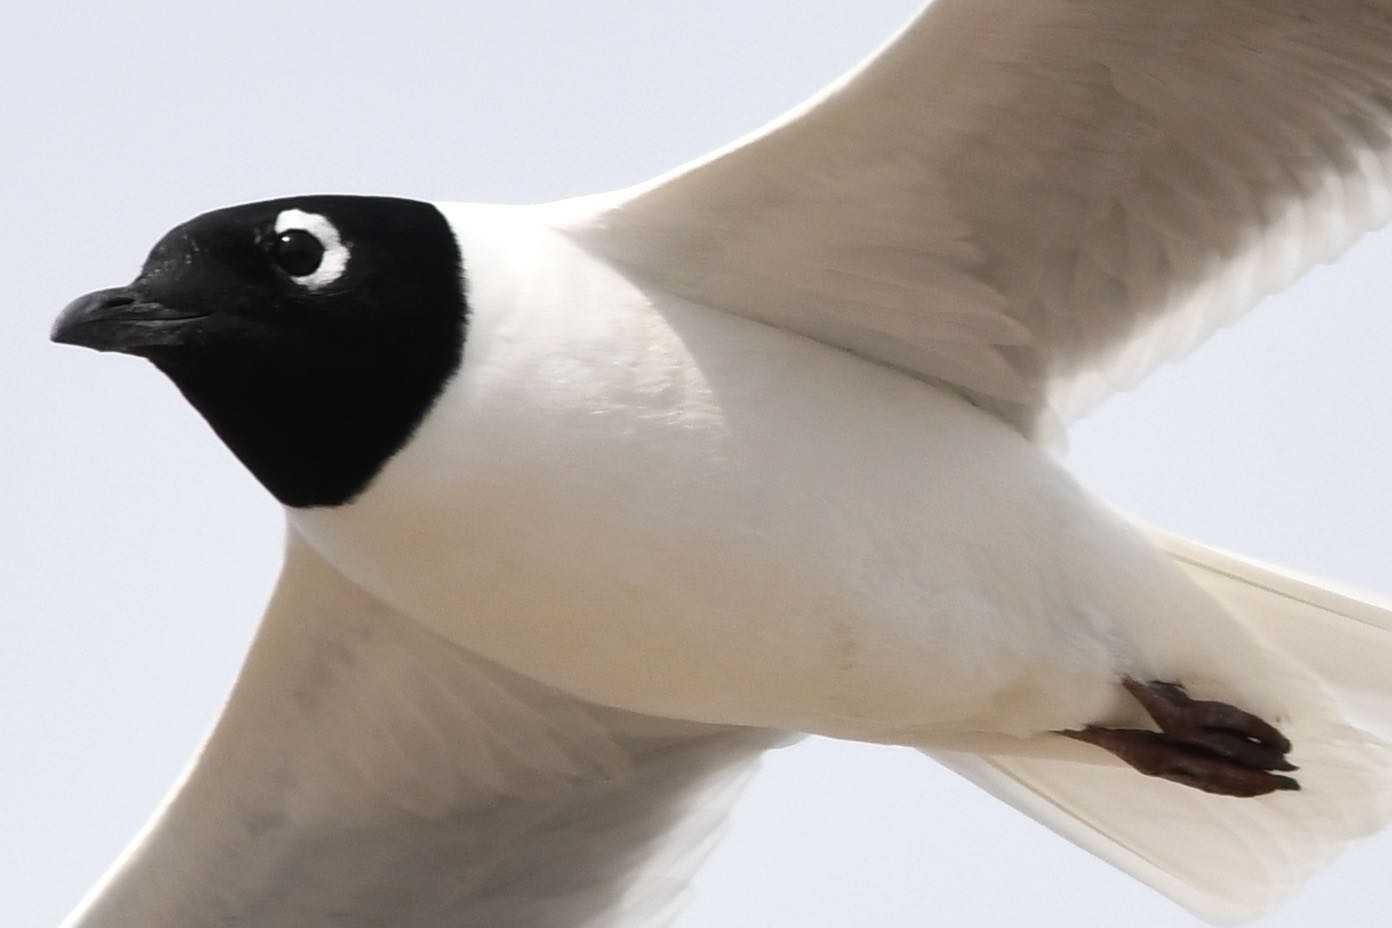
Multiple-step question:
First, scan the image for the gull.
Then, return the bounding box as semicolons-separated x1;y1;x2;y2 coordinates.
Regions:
48;1;1392;925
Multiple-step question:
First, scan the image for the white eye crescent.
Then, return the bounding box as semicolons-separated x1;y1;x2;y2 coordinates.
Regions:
272;209;350;290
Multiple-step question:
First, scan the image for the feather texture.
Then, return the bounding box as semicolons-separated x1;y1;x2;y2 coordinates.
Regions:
63;533;786;928
925;528;1392;923
571;0;1392;437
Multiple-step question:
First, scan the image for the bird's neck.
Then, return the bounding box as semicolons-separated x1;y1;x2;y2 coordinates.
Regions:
62;554;779;928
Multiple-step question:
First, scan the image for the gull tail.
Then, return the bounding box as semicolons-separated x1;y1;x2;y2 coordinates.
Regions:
923;528;1392;925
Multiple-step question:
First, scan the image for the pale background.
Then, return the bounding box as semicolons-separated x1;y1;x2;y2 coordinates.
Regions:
4;1;1392;925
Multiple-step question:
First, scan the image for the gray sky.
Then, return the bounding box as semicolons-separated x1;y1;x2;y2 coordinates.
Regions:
4;2;1392;925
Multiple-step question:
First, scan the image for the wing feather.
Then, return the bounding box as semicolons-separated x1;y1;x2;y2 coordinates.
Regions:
64;532;781;927
570;0;1392;435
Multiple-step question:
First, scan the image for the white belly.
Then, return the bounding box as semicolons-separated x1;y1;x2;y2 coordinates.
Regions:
292;204;1251;741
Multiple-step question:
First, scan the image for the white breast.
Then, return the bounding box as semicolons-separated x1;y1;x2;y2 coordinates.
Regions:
291;202;1267;741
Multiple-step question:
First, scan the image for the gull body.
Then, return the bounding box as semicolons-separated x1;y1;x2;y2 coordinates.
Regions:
296;202;1259;739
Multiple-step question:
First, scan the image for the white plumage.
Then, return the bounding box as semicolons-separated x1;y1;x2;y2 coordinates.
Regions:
64;534;787;928
54;2;1392;925
578;0;1392;438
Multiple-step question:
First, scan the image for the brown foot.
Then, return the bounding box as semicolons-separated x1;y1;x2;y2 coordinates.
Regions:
1060;679;1299;798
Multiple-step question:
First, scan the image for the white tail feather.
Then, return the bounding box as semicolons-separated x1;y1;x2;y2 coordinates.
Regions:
924;528;1392;924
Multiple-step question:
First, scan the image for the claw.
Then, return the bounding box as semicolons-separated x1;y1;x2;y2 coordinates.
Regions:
1123;680;1292;755
1061;679;1299;797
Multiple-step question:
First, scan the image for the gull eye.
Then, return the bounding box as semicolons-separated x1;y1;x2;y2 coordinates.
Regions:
271;208;351;290
270;210;348;290
272;229;325;277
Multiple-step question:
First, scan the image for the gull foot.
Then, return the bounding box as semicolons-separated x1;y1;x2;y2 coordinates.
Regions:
1061;679;1299;798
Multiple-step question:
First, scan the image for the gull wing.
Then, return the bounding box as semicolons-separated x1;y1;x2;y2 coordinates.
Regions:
574;0;1392;436
64;532;777;928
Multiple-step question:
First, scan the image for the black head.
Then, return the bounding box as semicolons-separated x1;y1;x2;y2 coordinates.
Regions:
53;195;467;508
